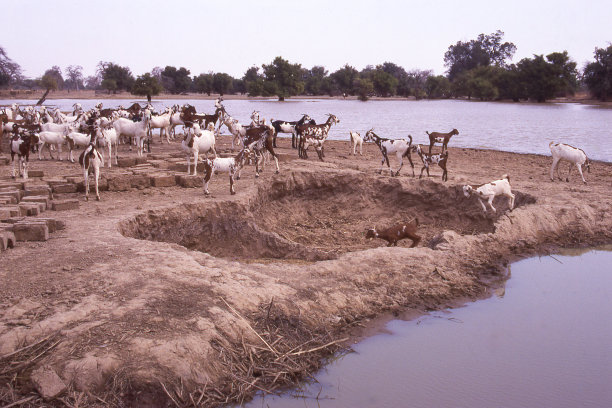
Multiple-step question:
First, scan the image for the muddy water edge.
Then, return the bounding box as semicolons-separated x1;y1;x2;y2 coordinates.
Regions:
246;245;612;408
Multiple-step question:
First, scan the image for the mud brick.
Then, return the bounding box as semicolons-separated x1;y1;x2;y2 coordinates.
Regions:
0;189;23;202
135;156;148;165
24;185;51;198
13;222;49;241
51;199;79;211
44;178;68;186
52;183;78;194
0;197;12;205
0;207;12;220
130;174;151;189
21;195;50;208
31;365;66;400
107;175;132;191
65;176;82;184
28;170;44;178
1;206;23;217
150;174;176;187
0;230;16;250
0;223;14;231
176;174;202;188
19;203;41;216
0;181;25;190
0;192;19;204
36;218;58;233
148;160;170;169
76;177;109;193
117;157;136;167
1;216;25;224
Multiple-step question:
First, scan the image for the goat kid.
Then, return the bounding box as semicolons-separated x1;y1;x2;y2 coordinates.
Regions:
181;122;217;176
79;143;104;201
11;131;39;179
463;174;515;214
366;218;421;247
202;148;251;195
415;144;449;181
549;142;591;184
349;131;363;156
426;128;458;154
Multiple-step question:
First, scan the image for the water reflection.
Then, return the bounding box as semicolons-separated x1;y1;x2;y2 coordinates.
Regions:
246;246;612;408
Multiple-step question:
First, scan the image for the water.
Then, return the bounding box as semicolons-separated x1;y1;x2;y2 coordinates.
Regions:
2;98;611;162
246;246;612;408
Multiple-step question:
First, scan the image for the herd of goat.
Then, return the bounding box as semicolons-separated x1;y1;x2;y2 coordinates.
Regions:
1;99;593;245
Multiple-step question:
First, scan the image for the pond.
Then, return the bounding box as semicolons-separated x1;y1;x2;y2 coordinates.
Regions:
2;98;611;162
245;245;612;408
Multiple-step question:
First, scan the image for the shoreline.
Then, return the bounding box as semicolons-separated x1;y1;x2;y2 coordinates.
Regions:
1;139;611;406
1;89;610;107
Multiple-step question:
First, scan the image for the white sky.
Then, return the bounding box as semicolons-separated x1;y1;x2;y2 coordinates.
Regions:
3;0;611;80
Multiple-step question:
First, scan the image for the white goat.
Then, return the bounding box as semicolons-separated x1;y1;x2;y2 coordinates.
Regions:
79;143;104;201
202;148;251;195
66;127;94;163
95;125;119;167
113;110;150;156
37;129;72;161
349;131;363;156
181;122;217;176
463;174;515;214
549;142;591;184
148;110;172;144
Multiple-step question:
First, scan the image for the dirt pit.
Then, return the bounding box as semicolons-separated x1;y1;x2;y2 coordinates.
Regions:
120;172;536;262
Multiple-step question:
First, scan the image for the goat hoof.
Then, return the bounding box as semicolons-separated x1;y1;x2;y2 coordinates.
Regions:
86;196;89;201
231;191;236;195
96;196;100;201
275;170;279;174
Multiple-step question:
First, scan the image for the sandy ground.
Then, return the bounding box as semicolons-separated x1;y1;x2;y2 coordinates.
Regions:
1;133;611;406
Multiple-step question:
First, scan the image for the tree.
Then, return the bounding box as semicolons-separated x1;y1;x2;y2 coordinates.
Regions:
193;73;214;95
354;78;374;101
425;75;451;98
0;46;22;87
444;30;516;81
243;66;265;97
330;64;358;95
101;78;117;94
583;44;612;101
546;51;578;96
304;66;329;95
42;66;64;90
65;65;83;91
369;68;398;97
405;69;432;99
262;56;304;100
84;75;101;90
517;53;576;102
161;66;191;94
132;73;162;97
97;61;134;92
212;72;233;95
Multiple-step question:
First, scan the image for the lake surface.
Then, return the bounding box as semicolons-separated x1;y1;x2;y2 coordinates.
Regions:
2;98;611;162
245;246;612;408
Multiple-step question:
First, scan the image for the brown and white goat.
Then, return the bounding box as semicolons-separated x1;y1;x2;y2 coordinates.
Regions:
415;144;449;181
79;142;104;201
10;130;39;179
463;174;514;214
202;148;251;195
426;128;458;154
366;218;421;247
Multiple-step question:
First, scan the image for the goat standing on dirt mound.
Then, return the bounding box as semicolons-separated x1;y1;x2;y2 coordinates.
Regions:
463;174;514;214
549;142;591;184
363;129;415;177
79;142;104;201
202;148;251;195
427;128;458;154
415;144;449;181
366;218;421;247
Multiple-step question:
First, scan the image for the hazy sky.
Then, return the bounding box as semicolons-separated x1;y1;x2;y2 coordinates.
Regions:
3;0;611;79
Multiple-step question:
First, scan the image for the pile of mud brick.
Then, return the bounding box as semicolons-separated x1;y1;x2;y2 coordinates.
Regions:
0;153;220;251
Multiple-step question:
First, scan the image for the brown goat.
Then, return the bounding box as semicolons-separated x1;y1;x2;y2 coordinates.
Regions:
365;218;421;247
427;128;459;154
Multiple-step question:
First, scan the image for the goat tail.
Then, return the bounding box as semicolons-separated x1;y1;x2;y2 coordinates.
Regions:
425;131;430;136
502;174;510;183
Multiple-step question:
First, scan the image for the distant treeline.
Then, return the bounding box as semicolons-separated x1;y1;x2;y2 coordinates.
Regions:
1;31;611;102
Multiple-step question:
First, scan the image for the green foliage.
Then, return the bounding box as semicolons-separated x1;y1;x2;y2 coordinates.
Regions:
516;52;577;102
330;64;358;95
304;66;328;95
354;78;374;101
97;61;134;91
212;72;233;95
262;56;304;100
65;65;84;91
425;75;450;98
583;44;612;101
243;66;264;97
193;73;213;95
100;78;117;94
370;69;398;97
444;30;516;81
161;66;191;94
132;73;162;97
0;46;21;87
42;66;63;90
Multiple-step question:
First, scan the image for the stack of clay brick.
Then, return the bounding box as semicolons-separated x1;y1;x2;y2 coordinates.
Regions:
0;179;68;251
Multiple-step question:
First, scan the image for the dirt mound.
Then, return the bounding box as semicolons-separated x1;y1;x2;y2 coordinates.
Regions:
120;172;536;261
